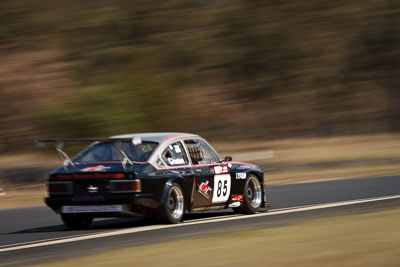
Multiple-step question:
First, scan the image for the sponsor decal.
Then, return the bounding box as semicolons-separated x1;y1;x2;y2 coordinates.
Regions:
132;137;142;145
80;165;111;172
228;202;241;208
231;194;243;201
239;164;254;169
168;157;185;165
235;172;247;179
140;144;153;153
214;165;229;174
87;185;99;193
173;145;182;153
197;181;212;199
72;195;105;202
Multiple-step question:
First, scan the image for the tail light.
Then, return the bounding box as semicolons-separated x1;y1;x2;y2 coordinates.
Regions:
56;174;72;179
56;173;125;179
110;180;141;193
48;182;73;195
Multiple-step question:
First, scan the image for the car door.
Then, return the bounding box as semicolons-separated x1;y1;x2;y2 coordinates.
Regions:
183;139;231;208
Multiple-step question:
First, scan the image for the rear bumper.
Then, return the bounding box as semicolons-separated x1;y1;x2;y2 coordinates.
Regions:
45;193;156;216
60;204;136;217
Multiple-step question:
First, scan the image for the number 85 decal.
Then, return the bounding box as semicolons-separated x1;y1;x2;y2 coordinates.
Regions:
212;174;231;203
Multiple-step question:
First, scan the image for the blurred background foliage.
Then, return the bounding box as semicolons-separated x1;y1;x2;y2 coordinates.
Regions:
0;0;399;152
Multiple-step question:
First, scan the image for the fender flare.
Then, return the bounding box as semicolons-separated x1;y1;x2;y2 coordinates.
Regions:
159;176;190;209
246;171;267;208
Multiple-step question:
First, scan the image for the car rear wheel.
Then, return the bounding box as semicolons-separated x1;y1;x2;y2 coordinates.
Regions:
61;214;93;229
156;183;185;223
234;175;262;214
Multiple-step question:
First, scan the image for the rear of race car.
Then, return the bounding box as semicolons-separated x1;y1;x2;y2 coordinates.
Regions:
38;137;164;225
45;164;150;218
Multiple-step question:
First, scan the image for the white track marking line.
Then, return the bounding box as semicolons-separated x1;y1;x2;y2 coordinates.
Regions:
1;195;399;253
0;232;108;249
267;195;398;212
0;214;242;249
187;213;243;223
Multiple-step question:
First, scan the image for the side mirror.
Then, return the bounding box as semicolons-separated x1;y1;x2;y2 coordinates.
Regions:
224;156;232;162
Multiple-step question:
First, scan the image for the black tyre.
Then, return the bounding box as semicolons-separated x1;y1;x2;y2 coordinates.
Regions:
234;175;262;214
156;183;185;223
61;214;93;229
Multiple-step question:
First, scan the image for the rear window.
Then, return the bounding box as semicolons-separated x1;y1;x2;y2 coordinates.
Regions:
73;141;158;163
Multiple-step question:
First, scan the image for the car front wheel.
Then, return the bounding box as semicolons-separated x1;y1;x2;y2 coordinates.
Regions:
234;175;262;214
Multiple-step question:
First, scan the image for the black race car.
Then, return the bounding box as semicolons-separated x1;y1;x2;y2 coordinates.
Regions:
37;133;267;229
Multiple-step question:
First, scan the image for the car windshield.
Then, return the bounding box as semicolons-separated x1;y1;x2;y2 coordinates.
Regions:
73;141;158;163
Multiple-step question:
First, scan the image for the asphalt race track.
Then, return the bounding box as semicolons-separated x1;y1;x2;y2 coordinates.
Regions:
1;175;399;266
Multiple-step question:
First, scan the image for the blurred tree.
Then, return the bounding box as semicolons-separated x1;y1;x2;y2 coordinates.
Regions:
212;3;303;100
343;0;400;132
0;0;399;151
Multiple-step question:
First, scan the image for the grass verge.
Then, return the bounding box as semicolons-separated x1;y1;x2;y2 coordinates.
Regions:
0;185;46;209
32;207;400;267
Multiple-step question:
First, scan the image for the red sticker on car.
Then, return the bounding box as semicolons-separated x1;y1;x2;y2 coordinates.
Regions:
79;165;111;172
197;181;212;199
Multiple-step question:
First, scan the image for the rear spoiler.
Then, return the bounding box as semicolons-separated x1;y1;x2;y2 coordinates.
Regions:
35;137;142;170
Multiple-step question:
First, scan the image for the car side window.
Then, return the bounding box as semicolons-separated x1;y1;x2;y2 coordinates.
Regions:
184;139;220;165
162;142;189;166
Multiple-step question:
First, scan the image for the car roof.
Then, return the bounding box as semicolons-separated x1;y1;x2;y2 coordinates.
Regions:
111;132;199;144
